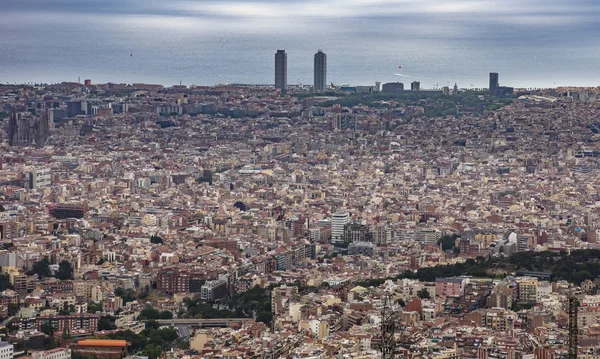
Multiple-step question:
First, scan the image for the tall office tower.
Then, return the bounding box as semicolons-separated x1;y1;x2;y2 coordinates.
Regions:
411;81;421;91
314;50;327;92
275;50;287;92
489;73;499;97
331;211;350;244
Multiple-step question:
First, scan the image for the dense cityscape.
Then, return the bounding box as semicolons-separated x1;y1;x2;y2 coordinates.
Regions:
2;49;600;359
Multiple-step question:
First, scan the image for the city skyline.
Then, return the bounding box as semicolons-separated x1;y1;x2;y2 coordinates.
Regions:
2;1;600;358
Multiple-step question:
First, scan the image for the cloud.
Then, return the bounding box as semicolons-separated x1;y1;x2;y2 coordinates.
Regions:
1;0;598;31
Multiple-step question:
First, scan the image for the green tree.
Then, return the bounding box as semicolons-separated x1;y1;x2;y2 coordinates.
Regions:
142;344;163;359
417;288;431;299
43;337;57;350
88;302;103;313
156;327;178;342
98;316;116;331
115;288;137;304
256;311;273;325
150;236;163;244
438;235;457;251
0;273;13;291
159;311;173;319
31;257;52;278
139;307;160;320
41;322;54;336
56;260;73;280
145;320;160;330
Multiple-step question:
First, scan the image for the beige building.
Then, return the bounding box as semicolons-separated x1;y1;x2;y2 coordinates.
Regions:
474;233;498;247
484;308;516;332
519;277;538;303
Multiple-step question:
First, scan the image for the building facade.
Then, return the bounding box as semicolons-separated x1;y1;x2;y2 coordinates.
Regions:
275;50;287;92
314;50;327;92
489;73;499;97
31;348;71;359
331;211;350;244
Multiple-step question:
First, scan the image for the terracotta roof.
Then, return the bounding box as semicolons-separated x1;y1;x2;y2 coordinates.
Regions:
77;340;127;347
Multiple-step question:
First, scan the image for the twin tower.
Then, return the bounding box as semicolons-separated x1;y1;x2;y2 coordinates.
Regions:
275;50;327;93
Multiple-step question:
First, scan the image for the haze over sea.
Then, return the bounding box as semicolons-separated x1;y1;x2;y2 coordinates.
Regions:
1;0;600;89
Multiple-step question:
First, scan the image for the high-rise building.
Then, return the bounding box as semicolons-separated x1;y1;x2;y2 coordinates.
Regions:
411;81;420;91
331;211;350;244
489;73;499;97
275;50;287;92
67;101;82;117
314;50;327;92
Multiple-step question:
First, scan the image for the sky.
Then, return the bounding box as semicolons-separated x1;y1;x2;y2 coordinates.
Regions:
1;0;599;87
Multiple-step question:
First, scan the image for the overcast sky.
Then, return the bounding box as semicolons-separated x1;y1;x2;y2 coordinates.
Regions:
3;0;599;28
2;0;599;87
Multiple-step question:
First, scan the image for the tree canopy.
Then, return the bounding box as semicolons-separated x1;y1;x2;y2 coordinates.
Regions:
150;236;163;244
56;260;73;280
31;257;52;278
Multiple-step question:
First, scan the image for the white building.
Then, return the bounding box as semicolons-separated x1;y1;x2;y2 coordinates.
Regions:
331;211;350;244
31;348;71;359
0;342;13;359
30;168;51;189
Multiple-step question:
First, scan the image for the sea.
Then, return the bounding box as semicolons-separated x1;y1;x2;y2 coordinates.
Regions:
1;0;600;89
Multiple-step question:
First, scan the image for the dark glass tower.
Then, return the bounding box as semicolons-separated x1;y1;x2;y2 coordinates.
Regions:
275;50;287;92
489;72;499;97
314;50;327;92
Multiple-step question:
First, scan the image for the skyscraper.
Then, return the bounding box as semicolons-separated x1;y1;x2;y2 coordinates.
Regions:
411;81;420;91
275;50;287;92
314;50;327;92
489;73;499;97
331;211;350;244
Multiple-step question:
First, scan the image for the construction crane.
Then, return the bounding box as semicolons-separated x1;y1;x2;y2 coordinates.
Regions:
568;294;579;359
381;293;397;359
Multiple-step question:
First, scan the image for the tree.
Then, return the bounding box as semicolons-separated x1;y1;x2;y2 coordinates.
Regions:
98;316;116;331
256;311;273;325
150;236;163;244
138;286;150;299
115;288;137;304
139;307;160;320
438;235;457;251
145;320;160;330
31;257;52;278
142;344;163;359
88;302;103;313
159;311;173;320
0;273;14;292
56;260;73;280
41;322;54;336
233;201;247;211
417;288;431;299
